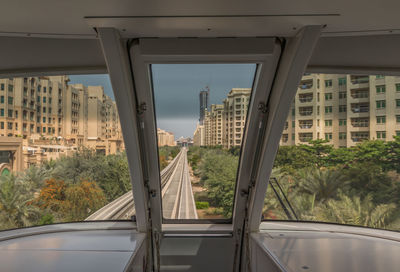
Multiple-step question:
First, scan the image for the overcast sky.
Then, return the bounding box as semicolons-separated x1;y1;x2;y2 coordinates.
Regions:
152;64;256;138
69;74;114;100
69;64;256;139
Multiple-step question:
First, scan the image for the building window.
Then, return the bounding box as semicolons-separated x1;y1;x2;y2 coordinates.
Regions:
8;97;13;104
396;115;400;123
0;122;3;129
43;127;46;133
325;93;333;100
43;107;46;113
338;77;347;86
43;87;46;93
397;131;400;136
7;110;12;118
377;131;386;139
292;133;295;141
36;127;40;133
377;116;386;124
339;105;347;112
325;106;332;113
43;97;46;103
292;108;295;116
0;109;4;116
396;99;400;108
8;85;13;92
376;85;386;93
325;120;332;126
339;132;347;140
7;122;12;130
43;117;46;123
317;106;320;115
396;84;400;92
339;91;347;99
0;96;4;104
325;133;332;140
0;84;4;91
325;80;332;87
376;75;385;79
376;100;386;109
339;119;347;126
292;120;295;128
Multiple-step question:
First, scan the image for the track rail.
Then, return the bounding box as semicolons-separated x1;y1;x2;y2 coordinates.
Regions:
85;149;184;221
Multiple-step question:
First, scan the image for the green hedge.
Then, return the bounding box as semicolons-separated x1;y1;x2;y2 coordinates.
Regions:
195;201;210;209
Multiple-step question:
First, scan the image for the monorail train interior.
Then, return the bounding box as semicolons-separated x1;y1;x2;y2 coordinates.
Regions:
1;0;400;271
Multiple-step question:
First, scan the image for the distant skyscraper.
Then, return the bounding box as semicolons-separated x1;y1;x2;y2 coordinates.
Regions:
199;86;210;124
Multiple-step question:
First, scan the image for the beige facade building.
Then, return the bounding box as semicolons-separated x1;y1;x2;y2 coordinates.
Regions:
0;76;124;171
195;75;400;149
194;88;251;148
157;128;175;146
281;74;400;147
193;123;205;146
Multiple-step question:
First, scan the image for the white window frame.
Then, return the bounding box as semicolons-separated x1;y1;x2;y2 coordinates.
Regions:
128;37;282;228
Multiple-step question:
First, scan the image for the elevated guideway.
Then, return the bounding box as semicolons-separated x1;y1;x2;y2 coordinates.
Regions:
86;148;197;221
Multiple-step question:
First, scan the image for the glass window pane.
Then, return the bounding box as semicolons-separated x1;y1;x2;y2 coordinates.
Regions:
0;75;133;231
151;64;257;220
267;74;400;231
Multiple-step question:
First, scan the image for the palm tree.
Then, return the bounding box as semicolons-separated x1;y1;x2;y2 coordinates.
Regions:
19;166;49;192
316;194;396;229
0;174;39;229
297;168;347;202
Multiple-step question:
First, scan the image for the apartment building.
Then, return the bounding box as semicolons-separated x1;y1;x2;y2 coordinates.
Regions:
194;75;400;149
157;128;175;146
0;76;124;169
0;76;68;140
223;88;250;148
194;88;251;148
193;124;205;146
281;74;400;147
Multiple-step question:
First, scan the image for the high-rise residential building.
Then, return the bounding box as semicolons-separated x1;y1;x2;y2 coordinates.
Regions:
0;76;126;171
195;88;251;148
193;123;205;146
0;76;124;169
195;75;400;149
199;87;209;125
157;128;175;146
0;76;68;140
281;74;400;147
222;88;250;148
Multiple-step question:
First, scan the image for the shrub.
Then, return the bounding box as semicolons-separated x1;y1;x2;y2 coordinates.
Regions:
196;201;209;209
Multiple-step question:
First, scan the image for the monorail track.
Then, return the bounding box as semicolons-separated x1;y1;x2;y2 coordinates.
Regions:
86;148;197;221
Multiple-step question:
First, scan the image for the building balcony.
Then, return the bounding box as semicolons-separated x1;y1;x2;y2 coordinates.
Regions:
351;132;369;142
351;103;369;113
350;88;369;99
299;107;313;116
350;75;369;84
351;118;369;128
299;133;313;142
299;120;313;129
349;77;370;89
298;94;313;103
298;79;314;90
